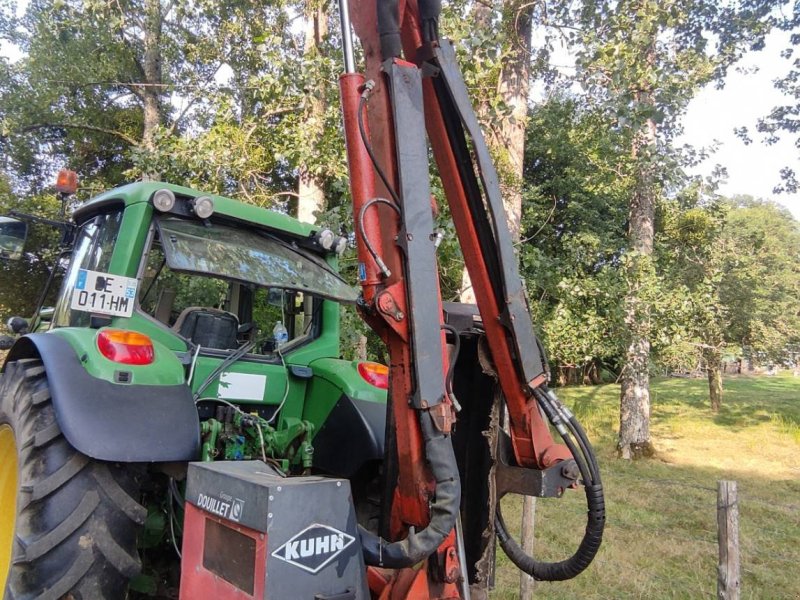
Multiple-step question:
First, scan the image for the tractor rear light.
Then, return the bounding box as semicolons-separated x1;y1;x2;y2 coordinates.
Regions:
97;329;155;365
357;361;389;389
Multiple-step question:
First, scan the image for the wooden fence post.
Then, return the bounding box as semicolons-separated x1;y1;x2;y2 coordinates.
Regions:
519;496;536;599
717;480;740;600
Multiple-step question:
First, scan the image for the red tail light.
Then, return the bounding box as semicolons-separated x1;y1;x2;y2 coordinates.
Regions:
97;329;154;365
357;361;389;389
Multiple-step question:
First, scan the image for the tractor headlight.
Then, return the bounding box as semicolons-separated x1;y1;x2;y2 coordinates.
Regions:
334;236;348;256
152;189;176;212
192;196;215;219
315;229;336;251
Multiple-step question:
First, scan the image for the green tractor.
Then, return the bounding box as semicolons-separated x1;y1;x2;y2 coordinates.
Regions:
0;182;388;598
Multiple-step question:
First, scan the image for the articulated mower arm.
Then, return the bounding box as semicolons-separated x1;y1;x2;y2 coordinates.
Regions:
338;0;605;596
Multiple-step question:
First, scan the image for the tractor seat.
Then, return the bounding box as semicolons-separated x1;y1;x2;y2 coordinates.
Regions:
172;307;240;350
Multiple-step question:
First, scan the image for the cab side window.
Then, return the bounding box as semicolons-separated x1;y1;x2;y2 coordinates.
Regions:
53;211;123;328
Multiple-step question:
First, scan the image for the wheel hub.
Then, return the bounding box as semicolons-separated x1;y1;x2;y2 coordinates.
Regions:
0;424;18;589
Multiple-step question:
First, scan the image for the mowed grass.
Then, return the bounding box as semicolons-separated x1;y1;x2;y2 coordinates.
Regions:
491;374;800;600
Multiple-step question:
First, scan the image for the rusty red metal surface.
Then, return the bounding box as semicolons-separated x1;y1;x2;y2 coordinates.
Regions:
179;503;267;600
341;1;573;597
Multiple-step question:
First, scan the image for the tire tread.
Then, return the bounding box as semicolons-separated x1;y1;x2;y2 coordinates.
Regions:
17;491;99;562
1;359;145;599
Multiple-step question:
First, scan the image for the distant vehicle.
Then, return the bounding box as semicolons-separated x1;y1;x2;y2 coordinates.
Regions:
0;216;27;261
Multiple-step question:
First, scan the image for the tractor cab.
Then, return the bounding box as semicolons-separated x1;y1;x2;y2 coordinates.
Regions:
47;183;360;428
1;181;389;599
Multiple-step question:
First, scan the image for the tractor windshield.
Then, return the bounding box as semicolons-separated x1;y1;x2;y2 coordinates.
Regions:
156;218;357;304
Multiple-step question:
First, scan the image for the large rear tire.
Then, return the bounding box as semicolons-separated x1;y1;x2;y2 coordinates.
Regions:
0;359;146;600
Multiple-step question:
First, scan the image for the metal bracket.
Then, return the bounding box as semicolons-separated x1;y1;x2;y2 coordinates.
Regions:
430;39;547;384
495;430;578;499
376;291;405;322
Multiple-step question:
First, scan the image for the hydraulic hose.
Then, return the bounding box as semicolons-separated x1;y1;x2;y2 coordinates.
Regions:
418;0;442;42
495;388;605;581
377;0;401;60
359;410;461;568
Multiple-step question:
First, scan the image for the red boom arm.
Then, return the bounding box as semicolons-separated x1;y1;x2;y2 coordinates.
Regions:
338;1;604;596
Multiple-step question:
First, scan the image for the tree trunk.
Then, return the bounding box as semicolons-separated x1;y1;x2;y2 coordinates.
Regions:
493;2;531;240
141;0;163;180
296;1;329;223
618;106;657;460
460;1;531;302
706;348;723;412
619;333;654;459
356;334;368;361
589;360;602;385
708;365;723;412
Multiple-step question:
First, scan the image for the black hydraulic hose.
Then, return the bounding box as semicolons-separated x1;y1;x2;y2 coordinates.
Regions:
495;388;605;581
539;387;600;483
535;389;593;486
376;0;401;60
563;404;601;484
418;0;441;21
418;0;441;42
495;484;604;581
358;197;401;278
359;410;461;568
534;334;551;383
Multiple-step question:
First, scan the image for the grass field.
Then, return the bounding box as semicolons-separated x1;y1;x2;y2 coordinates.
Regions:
491;374;800;599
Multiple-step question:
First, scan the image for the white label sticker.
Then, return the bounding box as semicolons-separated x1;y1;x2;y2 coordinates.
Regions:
70;269;138;318
217;372;267;401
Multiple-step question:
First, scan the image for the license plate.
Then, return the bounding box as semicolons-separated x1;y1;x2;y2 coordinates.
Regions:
70;269;138;318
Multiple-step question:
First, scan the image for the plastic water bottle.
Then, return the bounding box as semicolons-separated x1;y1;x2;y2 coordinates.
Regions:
272;321;288;348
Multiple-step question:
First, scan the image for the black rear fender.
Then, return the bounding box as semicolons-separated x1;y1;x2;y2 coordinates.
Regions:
3;334;200;462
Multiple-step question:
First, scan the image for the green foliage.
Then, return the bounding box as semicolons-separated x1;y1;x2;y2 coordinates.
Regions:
749;13;800;193
718;198;800;360
529;0;782;404
1;0;143;189
656;193;800;369
520;97;630;370
568;0;776;139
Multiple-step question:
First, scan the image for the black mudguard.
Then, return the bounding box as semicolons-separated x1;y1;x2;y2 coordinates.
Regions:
312;394;385;477
3;334;200;462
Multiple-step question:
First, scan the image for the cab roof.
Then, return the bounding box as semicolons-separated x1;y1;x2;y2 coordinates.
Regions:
73;181;316;238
